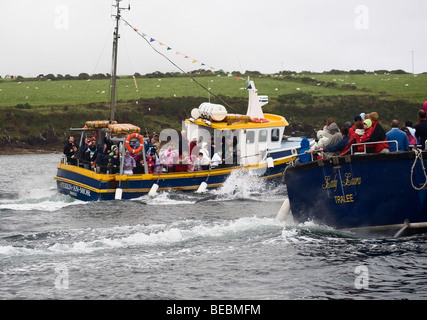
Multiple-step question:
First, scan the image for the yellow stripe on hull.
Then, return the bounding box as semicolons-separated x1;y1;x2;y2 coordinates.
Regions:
56;157;291;196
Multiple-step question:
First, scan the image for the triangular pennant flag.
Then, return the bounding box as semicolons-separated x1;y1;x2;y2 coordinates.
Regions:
124;20;222;74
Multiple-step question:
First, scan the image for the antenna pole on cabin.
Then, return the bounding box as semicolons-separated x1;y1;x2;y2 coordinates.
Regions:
110;0;123;122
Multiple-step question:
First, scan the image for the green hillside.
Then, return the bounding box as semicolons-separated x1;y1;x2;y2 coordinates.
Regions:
1;73;426;107
0;73;426;153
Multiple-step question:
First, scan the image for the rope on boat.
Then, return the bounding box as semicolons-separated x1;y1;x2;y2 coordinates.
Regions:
411;148;427;190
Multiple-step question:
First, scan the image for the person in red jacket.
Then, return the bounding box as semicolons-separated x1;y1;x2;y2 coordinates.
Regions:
360;112;389;153
348;115;363;137
340;121;365;155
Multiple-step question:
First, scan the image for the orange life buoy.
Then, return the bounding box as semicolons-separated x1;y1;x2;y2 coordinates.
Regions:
125;133;144;154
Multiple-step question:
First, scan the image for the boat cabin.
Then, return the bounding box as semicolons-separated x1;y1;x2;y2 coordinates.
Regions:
185;80;288;165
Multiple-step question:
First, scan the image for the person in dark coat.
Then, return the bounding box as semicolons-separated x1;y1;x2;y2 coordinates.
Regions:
96;143;111;173
63;136;78;164
415;109;427;150
110;146;121;174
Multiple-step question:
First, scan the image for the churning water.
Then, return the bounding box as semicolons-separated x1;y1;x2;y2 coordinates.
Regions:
1;153;427;301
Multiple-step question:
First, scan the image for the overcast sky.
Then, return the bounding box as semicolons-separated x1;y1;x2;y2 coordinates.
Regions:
1;0;426;77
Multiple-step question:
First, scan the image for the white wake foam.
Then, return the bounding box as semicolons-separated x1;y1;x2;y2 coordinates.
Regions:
0;216;284;257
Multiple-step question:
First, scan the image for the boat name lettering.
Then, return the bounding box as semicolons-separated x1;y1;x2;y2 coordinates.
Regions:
322;173;362;191
322;175;338;192
334;194;354;204
342;173;362;187
59;182;91;197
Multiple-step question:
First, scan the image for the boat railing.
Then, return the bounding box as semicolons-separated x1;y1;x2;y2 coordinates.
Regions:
290;148;314;165
351;140;398;154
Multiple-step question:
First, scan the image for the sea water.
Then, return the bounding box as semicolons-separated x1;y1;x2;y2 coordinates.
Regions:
1;153;427;301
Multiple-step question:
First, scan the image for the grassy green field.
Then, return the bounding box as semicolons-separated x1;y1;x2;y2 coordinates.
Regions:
1;73;426;108
1;73;426;151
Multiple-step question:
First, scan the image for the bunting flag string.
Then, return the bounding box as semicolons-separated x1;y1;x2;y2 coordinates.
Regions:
122;19;222;73
121;18;239;112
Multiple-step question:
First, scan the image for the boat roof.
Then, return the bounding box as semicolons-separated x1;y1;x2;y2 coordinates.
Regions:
186;113;289;130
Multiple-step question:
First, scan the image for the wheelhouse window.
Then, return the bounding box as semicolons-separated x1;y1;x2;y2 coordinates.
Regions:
271;128;280;142
246;130;255;144
259;130;268;142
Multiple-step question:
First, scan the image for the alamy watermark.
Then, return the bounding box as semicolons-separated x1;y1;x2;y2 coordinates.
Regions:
54;5;69;30
354;5;369;30
54;264;69;290
354;265;369;289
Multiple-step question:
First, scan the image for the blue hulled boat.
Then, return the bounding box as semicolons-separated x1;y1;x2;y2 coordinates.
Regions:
281;146;427;236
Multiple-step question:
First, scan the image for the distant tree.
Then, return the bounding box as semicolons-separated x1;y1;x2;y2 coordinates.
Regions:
374;69;390;74
325;69;346;74
349;69;366;74
92;73;107;79
231;71;244;77
244;70;262;77
391;69;408;74
78;73;90;80
64;74;73;80
145;71;166;78
45;74;56;81
279;70;296;75
56;74;64;80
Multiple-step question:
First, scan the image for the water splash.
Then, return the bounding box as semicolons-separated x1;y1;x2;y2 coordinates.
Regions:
0;194;84;212
211;170;285;201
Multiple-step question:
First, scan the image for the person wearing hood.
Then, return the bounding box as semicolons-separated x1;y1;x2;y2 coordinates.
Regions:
311;122;340;151
110;146;121;174
360;112;389;153
123;150;136;174
199;141;211;170
321;122;342;150
297;138;311;164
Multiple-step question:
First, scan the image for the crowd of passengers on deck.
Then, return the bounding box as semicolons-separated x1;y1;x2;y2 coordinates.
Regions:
297;105;427;164
63;130;241;174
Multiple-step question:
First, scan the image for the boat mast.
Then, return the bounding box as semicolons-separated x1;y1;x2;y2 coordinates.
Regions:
110;0;129;122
